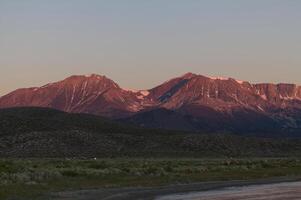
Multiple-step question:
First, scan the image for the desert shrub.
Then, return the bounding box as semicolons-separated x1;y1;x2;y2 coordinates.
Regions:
143;165;156;175
163;164;173;173
0;161;22;173
87;161;109;169
61;169;80;177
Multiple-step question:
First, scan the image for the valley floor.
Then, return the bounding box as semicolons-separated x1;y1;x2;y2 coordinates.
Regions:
1;158;301;200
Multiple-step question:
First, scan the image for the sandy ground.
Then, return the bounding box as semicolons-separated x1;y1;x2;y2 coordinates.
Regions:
47;177;301;200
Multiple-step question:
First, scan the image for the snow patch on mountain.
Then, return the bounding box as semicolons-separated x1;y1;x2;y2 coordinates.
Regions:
235;79;244;84
41;83;55;88
124;89;138;93
136;91;150;100
260;94;268;100
257;105;265;111
208;76;229;81
140;90;150;96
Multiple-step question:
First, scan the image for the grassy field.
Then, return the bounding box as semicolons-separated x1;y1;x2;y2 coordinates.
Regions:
1;158;301;199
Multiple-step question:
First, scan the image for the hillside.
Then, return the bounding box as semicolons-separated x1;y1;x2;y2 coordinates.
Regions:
1;107;301;158
1;73;301;135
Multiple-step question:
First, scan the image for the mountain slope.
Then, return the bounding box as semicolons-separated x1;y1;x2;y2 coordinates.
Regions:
148;73;301;112
1;73;301;134
122;108;200;131
130;73;301;135
1;107;301;157
0;74;151;118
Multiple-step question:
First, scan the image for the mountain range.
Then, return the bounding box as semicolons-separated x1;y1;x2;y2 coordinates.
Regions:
1;73;301;136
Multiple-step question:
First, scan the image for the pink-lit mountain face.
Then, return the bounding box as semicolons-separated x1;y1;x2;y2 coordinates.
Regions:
1;73;301;134
0;74;153;118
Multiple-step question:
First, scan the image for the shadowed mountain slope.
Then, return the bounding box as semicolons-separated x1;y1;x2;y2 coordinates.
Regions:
1;107;301;158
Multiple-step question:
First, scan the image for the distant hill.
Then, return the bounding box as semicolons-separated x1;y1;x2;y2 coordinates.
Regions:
1;107;301;158
1;73;301;135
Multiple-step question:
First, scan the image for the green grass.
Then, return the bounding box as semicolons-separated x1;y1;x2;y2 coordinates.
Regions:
1;158;301;199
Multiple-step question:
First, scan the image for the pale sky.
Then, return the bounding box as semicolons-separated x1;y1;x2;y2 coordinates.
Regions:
0;0;301;95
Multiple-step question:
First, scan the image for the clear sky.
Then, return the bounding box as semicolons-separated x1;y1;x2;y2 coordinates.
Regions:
0;0;301;95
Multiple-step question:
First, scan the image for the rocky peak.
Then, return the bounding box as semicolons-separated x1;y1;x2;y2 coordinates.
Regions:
1;72;301;120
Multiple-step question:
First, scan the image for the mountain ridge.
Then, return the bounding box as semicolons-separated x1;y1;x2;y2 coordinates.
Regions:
1;73;301;135
3;72;301;97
